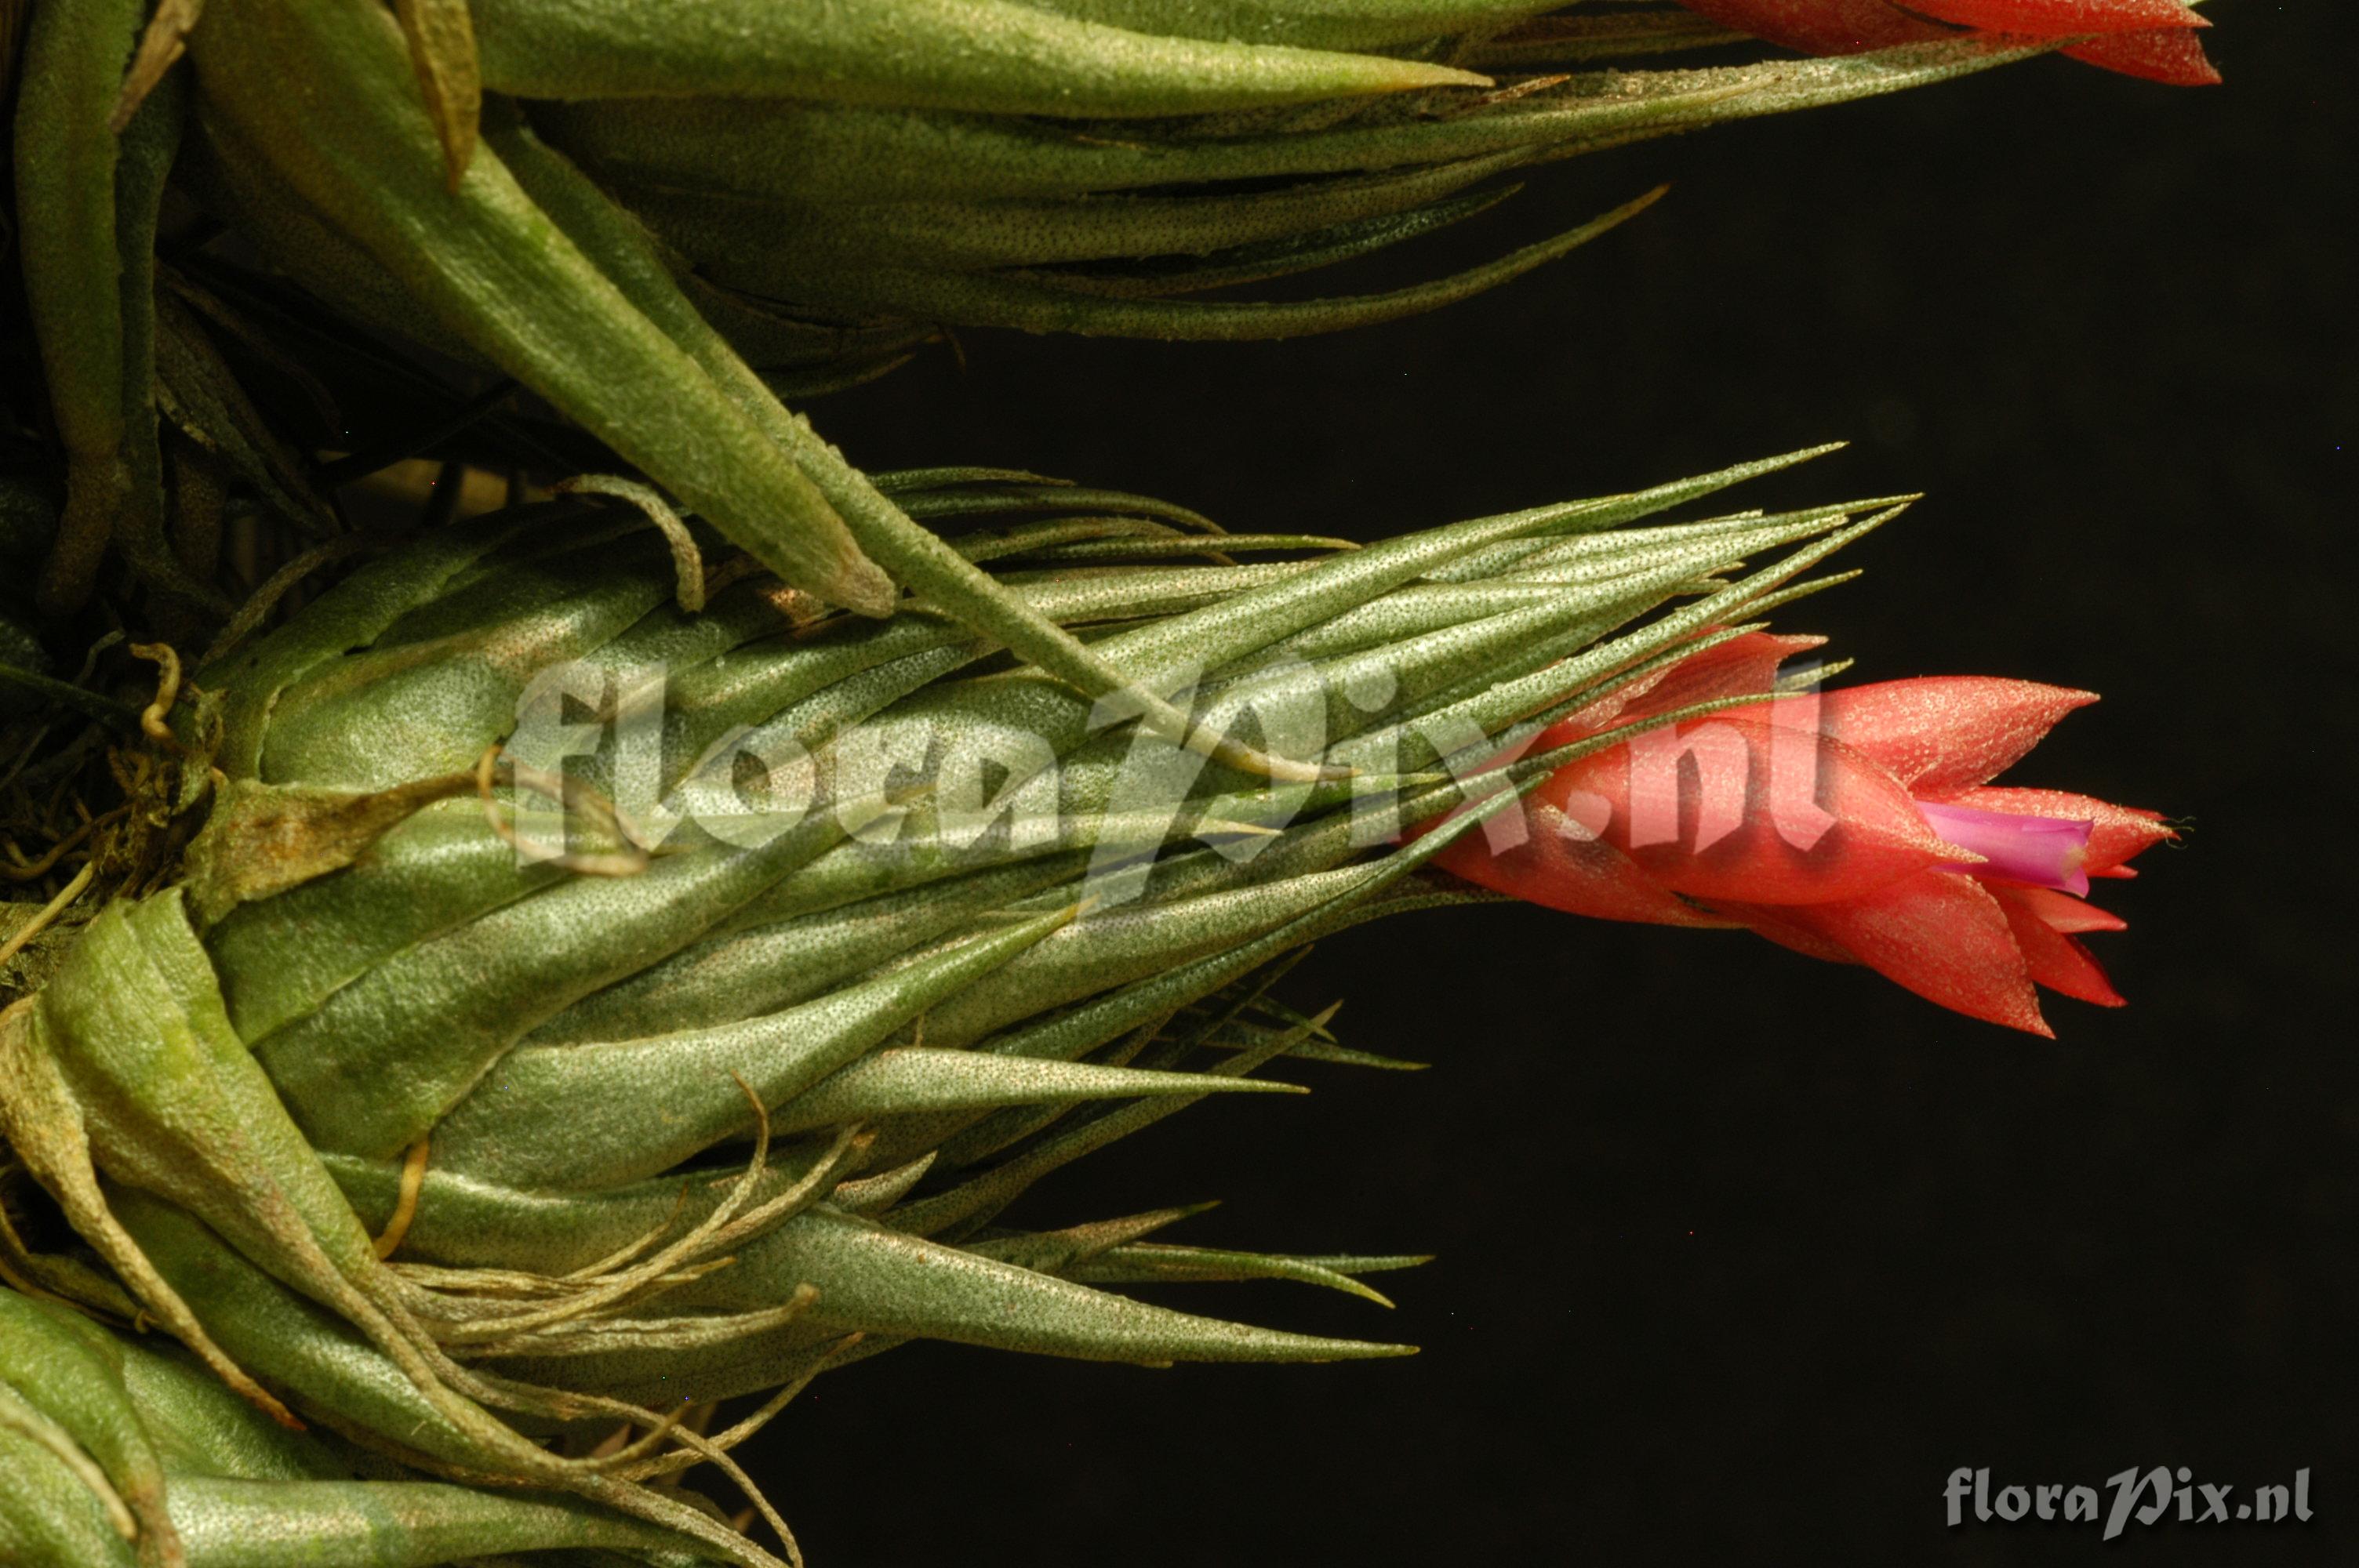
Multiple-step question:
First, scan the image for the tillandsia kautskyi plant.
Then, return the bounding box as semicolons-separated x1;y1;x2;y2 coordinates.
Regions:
6;0;2207;787
0;449;2172;1563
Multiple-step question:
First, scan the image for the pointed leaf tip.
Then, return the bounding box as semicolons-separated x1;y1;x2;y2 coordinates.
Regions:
396;0;485;191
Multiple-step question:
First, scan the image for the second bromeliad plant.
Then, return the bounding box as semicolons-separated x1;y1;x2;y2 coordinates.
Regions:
18;0;2180;767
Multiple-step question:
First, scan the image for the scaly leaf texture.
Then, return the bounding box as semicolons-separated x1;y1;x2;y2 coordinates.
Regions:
0;1282;749;1567
523;39;2029;339
112;1;2039;797
177;9;1344;782
3;452;1880;1522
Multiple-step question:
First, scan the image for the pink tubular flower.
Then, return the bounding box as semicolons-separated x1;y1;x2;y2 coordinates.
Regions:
1437;633;2174;1035
1678;0;2221;85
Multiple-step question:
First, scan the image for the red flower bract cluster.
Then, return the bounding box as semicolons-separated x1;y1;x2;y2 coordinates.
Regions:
1437;633;2173;1034
1678;0;2221;85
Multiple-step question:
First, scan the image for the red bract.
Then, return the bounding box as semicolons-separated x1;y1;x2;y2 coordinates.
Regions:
1438;633;2173;1033
1678;0;2221;85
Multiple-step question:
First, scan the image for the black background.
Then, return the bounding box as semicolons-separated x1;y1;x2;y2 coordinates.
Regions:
754;13;2353;1565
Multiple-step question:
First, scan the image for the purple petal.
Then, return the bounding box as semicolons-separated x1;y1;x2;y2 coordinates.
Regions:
1917;800;2093;895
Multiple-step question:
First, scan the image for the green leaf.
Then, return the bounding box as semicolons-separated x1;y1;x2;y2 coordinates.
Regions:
665;1207;1412;1365
188;0;896;615
1070;1241;1433;1306
766;1047;1301;1132
164;1475;740;1568
682;185;1665;341
1012;0;1553;51
428;905;1080;1189
467;0;1486;111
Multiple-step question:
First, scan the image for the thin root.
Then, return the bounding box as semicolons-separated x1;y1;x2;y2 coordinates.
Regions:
557;476;705;612
125;644;184;750
372;1138;432;1260
474;746;651;877
0;862;96;971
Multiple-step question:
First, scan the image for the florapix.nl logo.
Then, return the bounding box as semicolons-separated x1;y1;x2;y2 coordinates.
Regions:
489;650;1880;912
1946;1466;2313;1539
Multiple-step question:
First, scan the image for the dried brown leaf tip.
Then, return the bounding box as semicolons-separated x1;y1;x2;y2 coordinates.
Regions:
395;0;482;190
109;0;202;133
